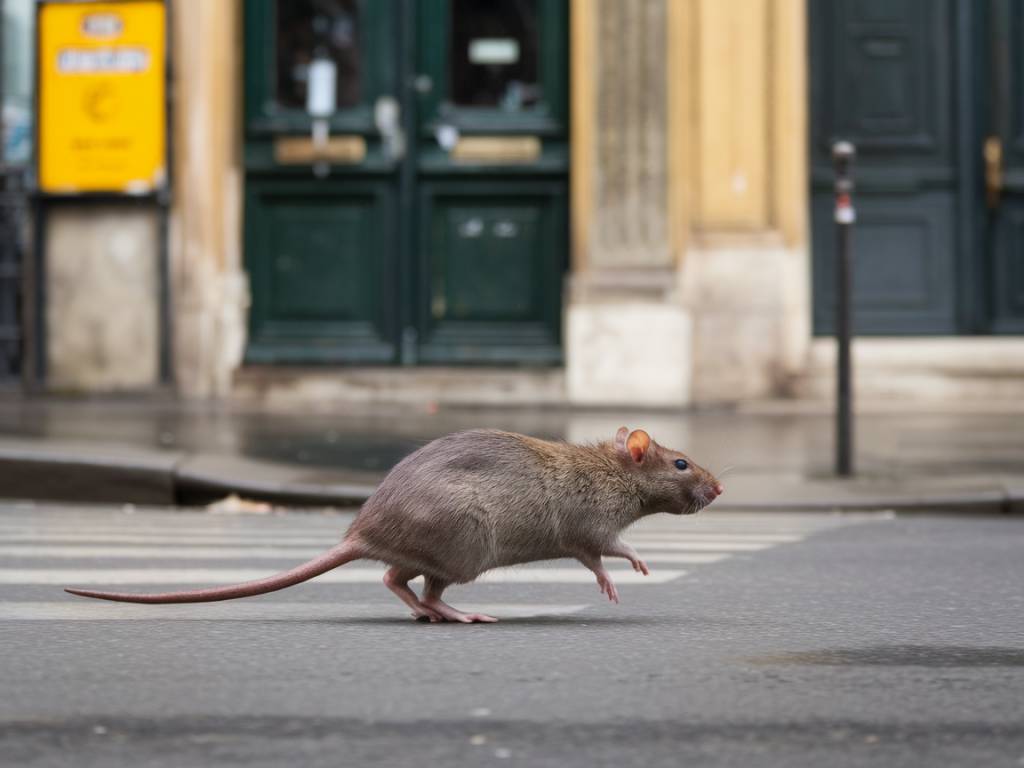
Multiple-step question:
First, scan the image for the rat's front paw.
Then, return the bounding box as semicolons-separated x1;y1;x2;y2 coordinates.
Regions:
631;558;650;576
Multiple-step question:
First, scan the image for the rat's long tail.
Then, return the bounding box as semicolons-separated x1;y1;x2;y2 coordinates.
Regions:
64;539;364;604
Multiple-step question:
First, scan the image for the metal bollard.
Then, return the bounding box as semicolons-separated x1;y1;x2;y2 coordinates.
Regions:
832;141;856;477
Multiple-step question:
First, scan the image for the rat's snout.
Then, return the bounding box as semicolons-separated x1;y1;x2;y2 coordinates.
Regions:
703;482;724;504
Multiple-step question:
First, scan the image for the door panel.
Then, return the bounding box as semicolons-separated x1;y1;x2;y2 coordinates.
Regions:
810;0;959;334
268;206;373;320
417;181;565;364
439;208;539;320
245;181;396;363
810;0;954;173
812;191;957;333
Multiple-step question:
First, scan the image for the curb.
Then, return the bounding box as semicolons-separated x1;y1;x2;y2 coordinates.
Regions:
0;441;180;506
174;467;375;508
0;440;1020;514
0;440;375;509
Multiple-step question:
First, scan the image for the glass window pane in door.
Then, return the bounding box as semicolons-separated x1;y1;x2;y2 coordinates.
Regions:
450;0;540;110
275;0;361;112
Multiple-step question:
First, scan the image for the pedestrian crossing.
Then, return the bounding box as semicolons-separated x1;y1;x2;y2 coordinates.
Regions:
0;505;880;621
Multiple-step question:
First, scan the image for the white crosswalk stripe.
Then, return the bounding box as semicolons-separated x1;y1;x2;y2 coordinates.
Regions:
0;533;790;549
0;507;876;620
0;602;590;621
0;567;688;585
0;525;808;542
0;545;732;564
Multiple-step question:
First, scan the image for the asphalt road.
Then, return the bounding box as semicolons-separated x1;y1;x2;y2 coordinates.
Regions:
1;504;1022;767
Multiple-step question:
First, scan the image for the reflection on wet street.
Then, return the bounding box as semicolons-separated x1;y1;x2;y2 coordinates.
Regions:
1;399;1024;479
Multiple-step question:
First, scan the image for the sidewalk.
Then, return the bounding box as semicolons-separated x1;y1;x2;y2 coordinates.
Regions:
0;397;1022;513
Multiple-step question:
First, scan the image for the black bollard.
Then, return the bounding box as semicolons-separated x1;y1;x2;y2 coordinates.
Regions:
832;141;856;477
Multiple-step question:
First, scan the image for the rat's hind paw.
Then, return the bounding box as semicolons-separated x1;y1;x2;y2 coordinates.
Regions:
596;573;620;603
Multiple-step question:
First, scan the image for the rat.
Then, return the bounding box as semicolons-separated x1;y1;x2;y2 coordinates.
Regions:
65;427;723;623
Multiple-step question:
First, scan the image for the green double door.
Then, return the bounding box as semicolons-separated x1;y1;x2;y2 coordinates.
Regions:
243;0;567;364
810;0;1024;335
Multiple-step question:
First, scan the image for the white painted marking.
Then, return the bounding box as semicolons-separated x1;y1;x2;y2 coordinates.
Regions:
0;525;351;537
0;601;588;621
630;553;730;564
0;545;357;559
0;524;805;542
633;541;774;552
0;527;829;544
0;567;686;586
0;535;790;552
475;568;685;584
625;533;803;543
0;534;350;545
637;526;822;535
0;546;728;564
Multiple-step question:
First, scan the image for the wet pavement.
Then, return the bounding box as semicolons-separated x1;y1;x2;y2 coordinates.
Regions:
1;396;1024;480
0;396;1023;510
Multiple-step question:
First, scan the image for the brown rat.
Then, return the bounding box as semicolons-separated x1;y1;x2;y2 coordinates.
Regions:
65;427;723;623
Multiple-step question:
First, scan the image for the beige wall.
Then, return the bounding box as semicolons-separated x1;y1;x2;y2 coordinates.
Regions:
682;0;810;402
574;0;808;259
681;0;807;241
568;0;809;406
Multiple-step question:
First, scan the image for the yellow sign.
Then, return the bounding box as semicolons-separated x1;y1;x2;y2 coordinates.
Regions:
38;1;166;194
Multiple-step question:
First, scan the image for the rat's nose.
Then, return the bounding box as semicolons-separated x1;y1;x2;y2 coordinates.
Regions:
703;483;724;503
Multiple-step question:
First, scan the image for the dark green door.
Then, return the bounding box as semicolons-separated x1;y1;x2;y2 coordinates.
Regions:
243;0;567;365
809;0;1024;335
984;0;1024;332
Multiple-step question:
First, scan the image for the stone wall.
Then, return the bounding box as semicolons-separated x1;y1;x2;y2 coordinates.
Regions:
679;0;809;403
45;206;161;391
592;0;670;269
566;0;691;407
566;0;809;407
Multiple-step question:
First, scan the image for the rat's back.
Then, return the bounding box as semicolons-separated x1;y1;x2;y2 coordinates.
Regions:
347;430;579;582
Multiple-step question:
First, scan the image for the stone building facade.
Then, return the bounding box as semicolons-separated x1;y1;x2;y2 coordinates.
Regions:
28;0;1024;406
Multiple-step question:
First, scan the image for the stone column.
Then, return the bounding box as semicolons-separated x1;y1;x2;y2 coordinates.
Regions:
169;0;249;398
680;0;809;403
567;0;692;407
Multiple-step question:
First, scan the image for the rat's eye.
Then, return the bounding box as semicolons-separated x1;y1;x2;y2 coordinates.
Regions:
674;459;689;471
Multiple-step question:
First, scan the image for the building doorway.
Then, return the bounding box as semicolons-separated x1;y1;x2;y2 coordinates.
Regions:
810;0;1024;335
243;0;568;365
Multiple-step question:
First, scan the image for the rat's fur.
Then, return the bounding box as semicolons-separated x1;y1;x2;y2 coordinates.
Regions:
66;428;722;622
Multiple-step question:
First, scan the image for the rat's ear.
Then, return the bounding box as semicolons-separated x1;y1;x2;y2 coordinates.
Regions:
626;429;651;464
615;426;629;449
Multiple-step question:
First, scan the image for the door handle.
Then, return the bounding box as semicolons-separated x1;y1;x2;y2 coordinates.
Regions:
374;96;405;162
984;136;1004;208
